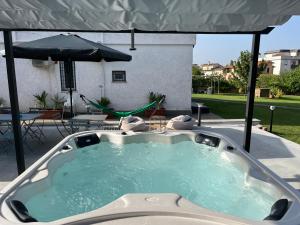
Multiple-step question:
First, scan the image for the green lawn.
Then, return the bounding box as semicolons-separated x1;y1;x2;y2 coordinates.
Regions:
192;94;300;144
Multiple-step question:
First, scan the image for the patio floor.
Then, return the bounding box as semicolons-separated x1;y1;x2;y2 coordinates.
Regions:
1;121;300;193
0;127;65;191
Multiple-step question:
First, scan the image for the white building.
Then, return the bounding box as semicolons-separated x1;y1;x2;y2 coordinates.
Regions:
0;32;195;114
259;49;300;75
200;63;224;77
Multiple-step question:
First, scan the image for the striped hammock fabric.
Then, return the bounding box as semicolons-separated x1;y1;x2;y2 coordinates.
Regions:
87;99;158;118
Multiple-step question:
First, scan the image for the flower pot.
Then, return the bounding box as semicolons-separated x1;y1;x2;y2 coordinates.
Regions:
38;109;62;120
103;108;114;119
144;108;166;117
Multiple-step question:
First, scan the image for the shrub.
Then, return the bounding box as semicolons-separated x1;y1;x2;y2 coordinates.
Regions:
97;97;110;107
255;72;300;96
192;75;210;93
192;75;237;93
257;74;280;89
192;65;204;76
219;79;237;93
280;67;300;94
270;87;284;98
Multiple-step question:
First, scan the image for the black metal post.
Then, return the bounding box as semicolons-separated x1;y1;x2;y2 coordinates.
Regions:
269;106;275;133
130;29;136;51
243;33;261;153
197;105;202;126
269;110;274;133
3;31;26;174
64;59;74;133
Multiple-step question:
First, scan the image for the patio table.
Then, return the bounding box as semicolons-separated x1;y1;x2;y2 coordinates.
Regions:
70;114;108;131
0;113;42;143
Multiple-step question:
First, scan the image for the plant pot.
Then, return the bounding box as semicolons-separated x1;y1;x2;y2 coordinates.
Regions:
144;108;166;117
155;108;166;116
38;109;62;120
104;108;114;119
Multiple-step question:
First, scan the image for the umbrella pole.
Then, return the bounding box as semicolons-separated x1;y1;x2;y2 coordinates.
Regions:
66;59;74;133
3;31;26;174
69;85;73;134
69;87;73;117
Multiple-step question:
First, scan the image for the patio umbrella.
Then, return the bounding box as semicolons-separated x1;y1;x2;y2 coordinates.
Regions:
8;34;132;121
12;34;132;62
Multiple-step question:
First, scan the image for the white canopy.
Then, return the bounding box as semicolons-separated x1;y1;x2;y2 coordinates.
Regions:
0;0;300;33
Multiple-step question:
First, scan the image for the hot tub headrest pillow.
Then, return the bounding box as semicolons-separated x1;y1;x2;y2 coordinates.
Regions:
264;199;289;221
172;115;192;122
126;115;138;123
8;200;38;222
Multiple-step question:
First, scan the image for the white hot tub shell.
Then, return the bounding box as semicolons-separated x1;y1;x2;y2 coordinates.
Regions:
1;130;300;225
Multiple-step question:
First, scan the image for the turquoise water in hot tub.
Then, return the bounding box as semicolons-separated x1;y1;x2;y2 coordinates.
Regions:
24;140;276;222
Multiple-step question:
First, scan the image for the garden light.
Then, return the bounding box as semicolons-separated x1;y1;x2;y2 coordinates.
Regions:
269;105;276;133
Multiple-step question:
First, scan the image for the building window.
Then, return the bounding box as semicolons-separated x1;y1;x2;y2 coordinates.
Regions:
59;61;76;91
112;71;126;82
291;60;299;70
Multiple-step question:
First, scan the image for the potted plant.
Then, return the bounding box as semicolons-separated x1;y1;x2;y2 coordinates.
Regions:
33;91;48;109
51;94;66;109
32;91;64;119
145;92;166;117
96;97;111;107
96;97;115;118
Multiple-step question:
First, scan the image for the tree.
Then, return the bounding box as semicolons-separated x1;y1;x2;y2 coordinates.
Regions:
258;60;268;75
280;66;300;94
192;75;236;94
257;74;280;89
257;67;300;95
192;65;203;76
231;51;251;93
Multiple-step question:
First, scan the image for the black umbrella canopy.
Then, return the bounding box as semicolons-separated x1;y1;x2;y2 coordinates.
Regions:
10;34;132;129
12;34;132;62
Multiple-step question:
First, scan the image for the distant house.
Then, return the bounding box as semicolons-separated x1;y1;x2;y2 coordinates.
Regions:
223;65;235;80
258;60;273;74
200;63;224;77
0;32;196;114
259;49;300;75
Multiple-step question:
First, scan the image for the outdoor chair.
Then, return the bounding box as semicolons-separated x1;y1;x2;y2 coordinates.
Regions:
62;96;76;118
0;121;10;135
27;108;50;142
60;109;81;137
30;108;72;138
0;125;37;154
0;129;13;154
0;107;11;114
0;121;11;153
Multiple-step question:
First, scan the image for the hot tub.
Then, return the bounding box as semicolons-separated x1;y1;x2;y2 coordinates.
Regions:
1;130;300;225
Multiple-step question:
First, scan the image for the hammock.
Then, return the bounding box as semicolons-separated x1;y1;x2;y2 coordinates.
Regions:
80;95;163;118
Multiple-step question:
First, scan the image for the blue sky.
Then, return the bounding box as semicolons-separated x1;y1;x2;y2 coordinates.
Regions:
193;16;300;65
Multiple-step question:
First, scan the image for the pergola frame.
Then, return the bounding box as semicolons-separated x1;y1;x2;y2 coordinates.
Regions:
2;27;272;174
